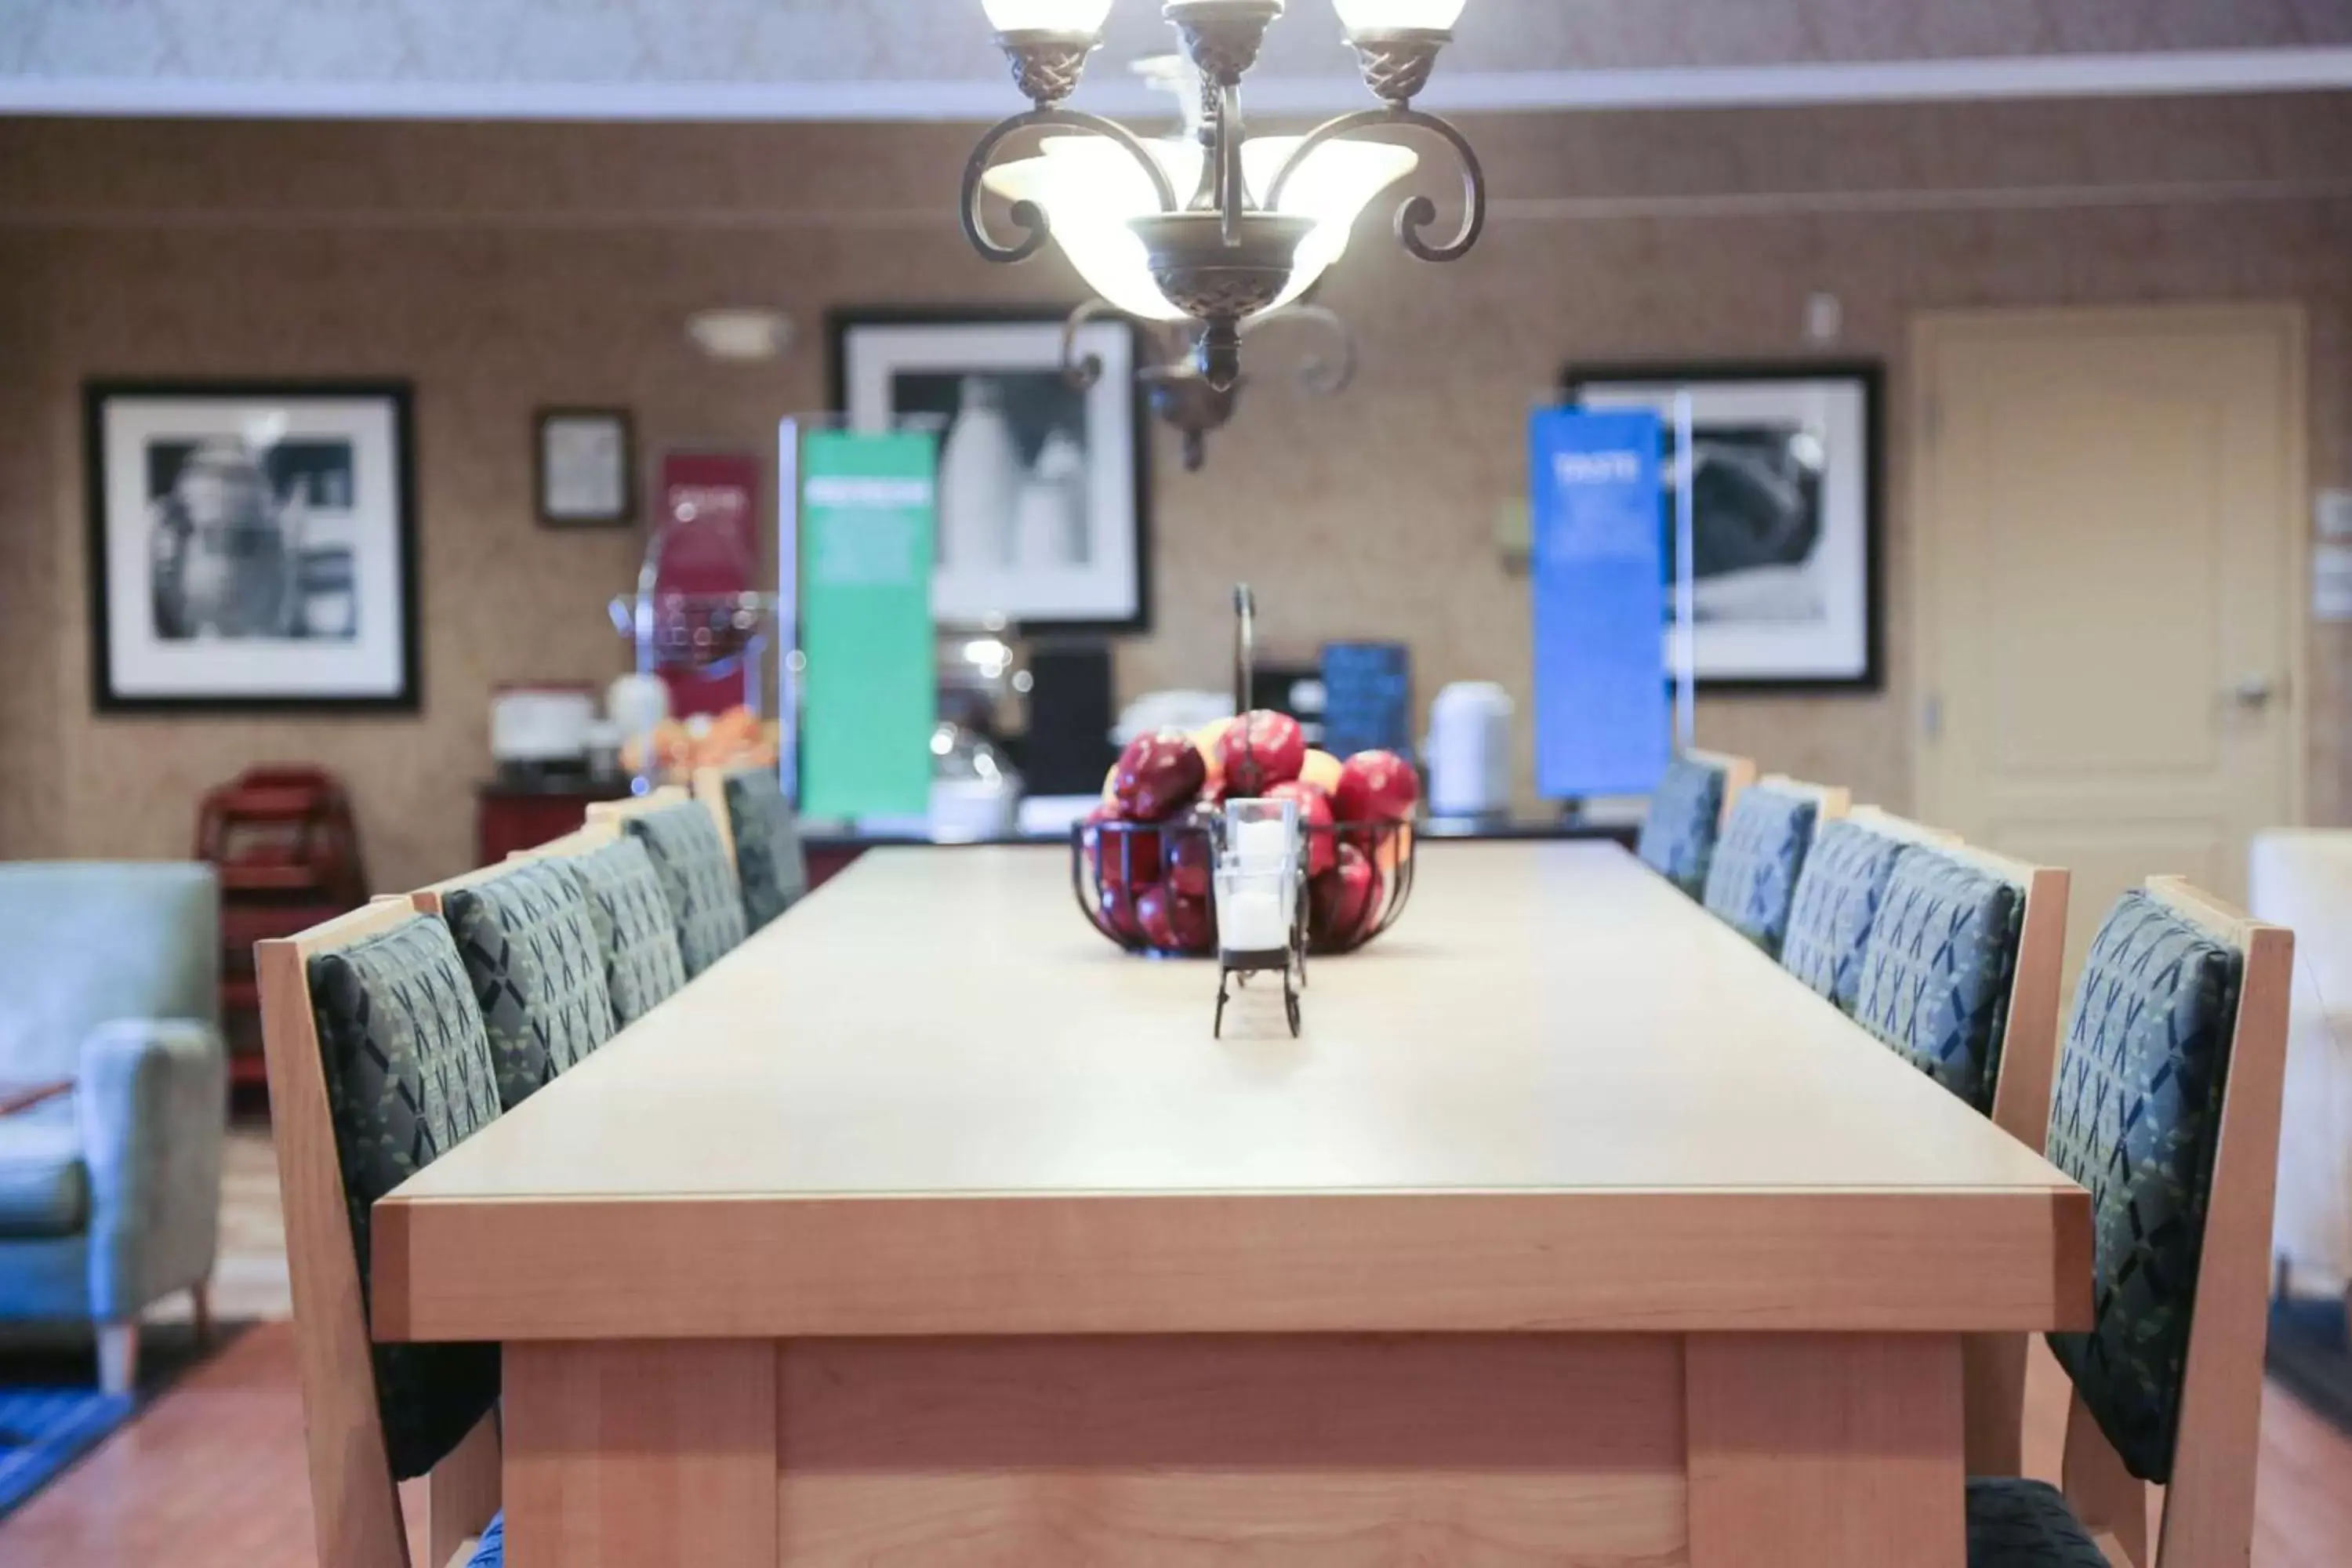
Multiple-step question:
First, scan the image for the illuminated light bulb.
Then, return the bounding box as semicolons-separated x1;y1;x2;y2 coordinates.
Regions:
1333;0;1468;31
982;0;1114;34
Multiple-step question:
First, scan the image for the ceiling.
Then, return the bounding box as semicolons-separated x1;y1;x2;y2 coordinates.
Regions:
5;0;2350;118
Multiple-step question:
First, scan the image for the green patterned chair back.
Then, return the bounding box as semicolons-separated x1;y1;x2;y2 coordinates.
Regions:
1637;754;1743;898
561;837;689;1027
719;768;810;931
1700;782;1836;956
623;800;750;979
2044;890;2245;1483
296;911;504;1484
1780;820;1915;1011
438;859;615;1109
1850;848;2024;1116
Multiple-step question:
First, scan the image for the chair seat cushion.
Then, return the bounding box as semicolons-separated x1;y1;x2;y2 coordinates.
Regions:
1701;785;1819;956
1852;850;2022;1115
563;838;689;1028
626;804;750;978
466;1511;505;1567
1638;757;1729;898
0;1119;89;1239
1965;1478;2111;1568
724;771;808;931
444;859;615;1110
1781;821;1913;1012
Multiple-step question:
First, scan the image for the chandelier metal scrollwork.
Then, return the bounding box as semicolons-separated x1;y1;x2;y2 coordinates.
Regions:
963;0;1485;394
1064;296;1356;472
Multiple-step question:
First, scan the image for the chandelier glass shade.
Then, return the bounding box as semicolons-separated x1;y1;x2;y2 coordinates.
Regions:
962;0;1486;391
981;135;1418;325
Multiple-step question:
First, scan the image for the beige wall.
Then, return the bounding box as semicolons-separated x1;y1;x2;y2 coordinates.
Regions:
2;100;2347;891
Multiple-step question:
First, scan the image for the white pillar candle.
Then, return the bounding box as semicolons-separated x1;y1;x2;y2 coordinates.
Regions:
1221;888;1289;953
1232;817;1293;870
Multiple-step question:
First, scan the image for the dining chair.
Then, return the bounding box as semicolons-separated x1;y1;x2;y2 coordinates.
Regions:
1700;775;1852;956
256;902;507;1568
1635;749;1757;899
1839;837;2071;1475
695;764;810;931
591;797;748;978
1962;878;2289;1568
395;858;616;1111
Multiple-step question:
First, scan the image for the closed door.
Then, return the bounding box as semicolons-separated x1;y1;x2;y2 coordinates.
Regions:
1916;306;2305;969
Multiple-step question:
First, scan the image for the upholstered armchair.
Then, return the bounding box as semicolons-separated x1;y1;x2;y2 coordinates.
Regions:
0;863;226;1392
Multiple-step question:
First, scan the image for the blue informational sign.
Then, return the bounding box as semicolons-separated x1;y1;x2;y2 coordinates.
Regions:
1530;408;1672;799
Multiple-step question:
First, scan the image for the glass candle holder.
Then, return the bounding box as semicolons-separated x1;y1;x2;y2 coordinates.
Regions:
1224;797;1301;874
1214;861;1297;960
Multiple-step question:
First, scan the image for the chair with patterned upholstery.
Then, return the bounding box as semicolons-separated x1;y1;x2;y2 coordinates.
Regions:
1635;750;1756;899
590;793;749;979
1700;775;1850;955
1778;811;1958;1014
398;857;616;1110
507;822;688;1029
256;903;508;1568
1958;878;2289;1568
695;765;809;931
1846;839;2071;1476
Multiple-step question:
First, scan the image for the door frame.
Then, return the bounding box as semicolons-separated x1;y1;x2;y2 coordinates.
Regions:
1910;302;2310;833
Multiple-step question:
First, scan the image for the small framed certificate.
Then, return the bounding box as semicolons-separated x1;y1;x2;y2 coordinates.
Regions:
535;408;635;527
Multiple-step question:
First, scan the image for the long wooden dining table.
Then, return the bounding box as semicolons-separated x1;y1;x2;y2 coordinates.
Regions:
373;840;2092;1568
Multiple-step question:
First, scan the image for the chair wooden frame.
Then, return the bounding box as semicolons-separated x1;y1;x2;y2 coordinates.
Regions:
1752;773;1854;834
2047;877;2292;1568
256;903;502;1568
1918;840;2072;1479
506;820;620;864
1845;804;1962;850
1683;748;1759;827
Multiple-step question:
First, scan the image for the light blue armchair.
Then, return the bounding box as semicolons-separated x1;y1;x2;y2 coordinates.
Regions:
0;863;226;1392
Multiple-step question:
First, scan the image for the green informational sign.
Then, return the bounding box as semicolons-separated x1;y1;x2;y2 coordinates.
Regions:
799;430;937;818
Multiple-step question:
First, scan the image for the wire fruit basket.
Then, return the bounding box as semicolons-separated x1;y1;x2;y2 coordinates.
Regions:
1072;815;1414;959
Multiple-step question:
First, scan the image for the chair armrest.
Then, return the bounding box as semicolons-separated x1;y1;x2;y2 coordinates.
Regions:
76;1019;227;1321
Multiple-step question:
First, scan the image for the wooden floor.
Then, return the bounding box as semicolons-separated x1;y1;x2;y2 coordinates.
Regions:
0;1323;2343;1567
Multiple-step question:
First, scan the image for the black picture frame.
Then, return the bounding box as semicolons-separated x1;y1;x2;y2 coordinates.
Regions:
83;379;423;714
535;405;637;528
1562;359;1885;695
826;305;1154;637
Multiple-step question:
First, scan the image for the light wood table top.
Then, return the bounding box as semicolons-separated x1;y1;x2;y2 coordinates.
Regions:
376;842;2091;1343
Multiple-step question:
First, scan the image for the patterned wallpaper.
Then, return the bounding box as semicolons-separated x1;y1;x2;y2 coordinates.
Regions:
3;0;2347;89
1;95;2347;888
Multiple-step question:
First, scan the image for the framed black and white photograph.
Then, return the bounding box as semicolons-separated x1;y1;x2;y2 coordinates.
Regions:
536;406;635;528
829;307;1151;633
84;380;419;712
1564;361;1882;692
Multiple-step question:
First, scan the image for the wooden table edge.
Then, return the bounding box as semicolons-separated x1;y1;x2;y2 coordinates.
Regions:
374;1183;2091;1342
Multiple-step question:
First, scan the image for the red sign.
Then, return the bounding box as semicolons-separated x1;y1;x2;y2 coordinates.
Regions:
652;452;762;718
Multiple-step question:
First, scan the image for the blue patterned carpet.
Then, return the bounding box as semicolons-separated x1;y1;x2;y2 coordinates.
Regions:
2267;1295;2352;1436
0;1320;238;1522
0;1388;135;1519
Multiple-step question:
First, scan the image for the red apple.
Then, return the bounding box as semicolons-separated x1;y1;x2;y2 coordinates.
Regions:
1309;844;1381;949
1098;882;1144;945
1112;728;1209;822
1334;750;1421;826
1084;803;1166;891
1165;811;1216;899
1269;779;1338;877
1137;884;1215;954
1218;710;1307;798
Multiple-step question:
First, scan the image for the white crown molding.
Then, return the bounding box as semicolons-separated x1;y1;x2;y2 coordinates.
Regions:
3;48;2349;121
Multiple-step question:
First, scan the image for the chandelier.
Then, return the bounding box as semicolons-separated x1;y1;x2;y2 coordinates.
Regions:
964;0;1486;393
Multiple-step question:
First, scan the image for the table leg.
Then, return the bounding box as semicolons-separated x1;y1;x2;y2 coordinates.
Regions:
503;1340;778;1568
1686;1334;1965;1568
